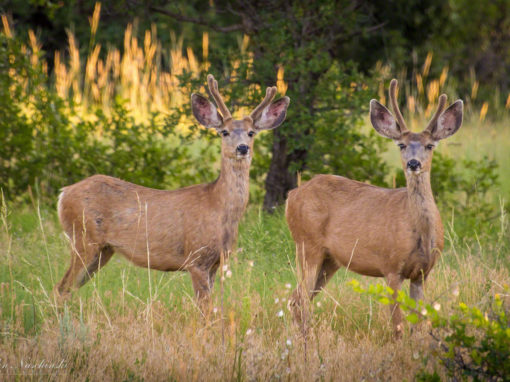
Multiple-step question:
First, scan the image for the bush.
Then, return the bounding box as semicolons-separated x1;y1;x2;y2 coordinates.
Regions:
0;33;217;203
351;280;510;381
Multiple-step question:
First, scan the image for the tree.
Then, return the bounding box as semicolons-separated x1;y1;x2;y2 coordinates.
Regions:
148;0;452;210
4;0;450;209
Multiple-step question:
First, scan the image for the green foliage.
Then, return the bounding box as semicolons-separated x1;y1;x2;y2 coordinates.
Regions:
0;34;217;202
350;280;510;381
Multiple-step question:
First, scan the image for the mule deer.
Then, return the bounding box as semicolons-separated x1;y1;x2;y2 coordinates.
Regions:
56;74;290;306
286;79;462;338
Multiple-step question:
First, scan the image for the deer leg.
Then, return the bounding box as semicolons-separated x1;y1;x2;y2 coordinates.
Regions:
208;261;221;290
289;242;323;327
312;255;340;299
386;273;404;339
189;267;212;312
75;246;114;288
410;279;424;302
56;231;113;297
409;278;426;335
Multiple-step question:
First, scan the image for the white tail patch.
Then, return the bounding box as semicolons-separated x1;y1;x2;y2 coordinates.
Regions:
57;191;65;219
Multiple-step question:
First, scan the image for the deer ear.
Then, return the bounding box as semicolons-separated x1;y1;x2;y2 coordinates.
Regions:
369;100;401;139
253;97;290;131
431;100;463;140
191;93;223;129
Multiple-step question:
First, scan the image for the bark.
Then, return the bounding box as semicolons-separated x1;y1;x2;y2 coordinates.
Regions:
262;127;308;211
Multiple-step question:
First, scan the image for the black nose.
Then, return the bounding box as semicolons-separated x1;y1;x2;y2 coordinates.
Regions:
237;144;249;155
407;159;421;171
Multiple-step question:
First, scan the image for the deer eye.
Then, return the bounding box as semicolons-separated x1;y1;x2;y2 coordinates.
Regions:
248;131;255;138
221;130;230;137
398;143;406;150
426;144;435;150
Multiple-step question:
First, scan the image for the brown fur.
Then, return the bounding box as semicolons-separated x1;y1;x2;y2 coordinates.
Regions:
56;74;290;305
286;79;463;338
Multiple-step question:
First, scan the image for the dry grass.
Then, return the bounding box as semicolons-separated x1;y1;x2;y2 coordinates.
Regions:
0;202;508;381
1;4;509;380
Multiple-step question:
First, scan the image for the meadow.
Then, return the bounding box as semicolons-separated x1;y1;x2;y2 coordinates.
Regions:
0;116;509;381
1;9;510;380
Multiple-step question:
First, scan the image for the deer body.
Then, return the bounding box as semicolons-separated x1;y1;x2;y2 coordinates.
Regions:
287;79;462;338
56;75;290;302
287;173;443;279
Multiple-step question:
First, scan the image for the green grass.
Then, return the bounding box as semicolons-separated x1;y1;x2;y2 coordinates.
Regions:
0;194;508;380
0;114;509;380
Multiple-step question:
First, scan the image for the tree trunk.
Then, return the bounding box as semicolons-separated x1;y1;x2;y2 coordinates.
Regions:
262;127;307;212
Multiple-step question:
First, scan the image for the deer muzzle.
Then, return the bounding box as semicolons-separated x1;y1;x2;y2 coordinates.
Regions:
236;144;249;157
407;159;421;172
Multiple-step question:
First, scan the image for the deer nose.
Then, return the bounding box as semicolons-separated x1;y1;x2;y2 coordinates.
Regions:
407;159;421;171
237;144;249;155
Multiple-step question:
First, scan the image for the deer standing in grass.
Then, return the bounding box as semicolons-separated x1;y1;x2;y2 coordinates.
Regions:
56;74;290;306
286;79;462;338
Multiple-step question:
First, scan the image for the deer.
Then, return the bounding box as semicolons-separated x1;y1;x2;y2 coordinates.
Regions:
56;74;290;308
286;79;463;338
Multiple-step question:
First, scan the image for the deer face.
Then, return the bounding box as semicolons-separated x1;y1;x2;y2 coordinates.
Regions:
217;119;256;161
191;75;290;162
396;132;436;175
370;79;463;177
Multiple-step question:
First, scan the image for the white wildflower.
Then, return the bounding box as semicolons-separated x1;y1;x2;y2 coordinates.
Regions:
277;310;284;317
433;302;441;311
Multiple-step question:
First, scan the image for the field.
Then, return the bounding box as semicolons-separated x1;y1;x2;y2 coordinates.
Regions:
1;8;510;380
1;116;509;381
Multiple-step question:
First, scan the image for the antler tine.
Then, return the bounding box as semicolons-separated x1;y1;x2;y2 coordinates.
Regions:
250;86;277;121
389;79;409;133
207;74;232;121
425;94;447;133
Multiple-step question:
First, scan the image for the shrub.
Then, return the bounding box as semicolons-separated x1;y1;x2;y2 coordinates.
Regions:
350;280;510;381
0;33;217;203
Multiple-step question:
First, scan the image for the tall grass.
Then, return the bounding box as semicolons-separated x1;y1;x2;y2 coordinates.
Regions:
0;198;508;380
2;3;260;123
5;3;510;123
1;4;509;380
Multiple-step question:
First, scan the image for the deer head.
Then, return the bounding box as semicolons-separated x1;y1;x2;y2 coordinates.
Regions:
370;79;463;177
191;74;290;161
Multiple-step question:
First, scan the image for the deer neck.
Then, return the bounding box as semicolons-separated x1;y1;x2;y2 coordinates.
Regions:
213;154;251;225
405;171;438;249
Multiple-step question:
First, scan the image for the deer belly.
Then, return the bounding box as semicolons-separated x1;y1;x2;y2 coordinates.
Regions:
327;242;386;278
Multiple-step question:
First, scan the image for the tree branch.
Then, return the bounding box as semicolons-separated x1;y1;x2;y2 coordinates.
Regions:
149;5;244;33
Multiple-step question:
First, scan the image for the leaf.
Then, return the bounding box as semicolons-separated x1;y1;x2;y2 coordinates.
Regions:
406;313;420;324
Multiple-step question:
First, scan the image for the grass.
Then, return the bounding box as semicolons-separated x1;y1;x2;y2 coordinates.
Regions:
1;4;509;380
0;192;508;380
